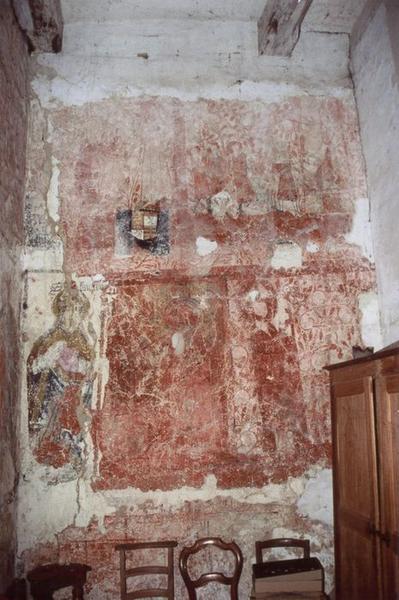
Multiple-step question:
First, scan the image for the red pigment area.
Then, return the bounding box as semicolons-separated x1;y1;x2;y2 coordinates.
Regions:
92;278;230;491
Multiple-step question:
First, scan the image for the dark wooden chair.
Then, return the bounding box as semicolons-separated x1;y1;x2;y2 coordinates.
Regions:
115;540;178;599
27;564;91;600
255;538;310;563
179;537;243;600
1;578;27;600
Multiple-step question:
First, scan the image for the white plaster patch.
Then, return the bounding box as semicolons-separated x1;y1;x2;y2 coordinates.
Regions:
296;468;333;526
31;19;352;109
345;197;374;262
306;241;320;253
271;242;302;269
73;274;114;410
18;472;78;552
47;156;60;222
196;236;218;257
22;242;64;272
358;291;383;350
18;466;329;553
171;331;185;355
272;297;290;333
209;190;239;219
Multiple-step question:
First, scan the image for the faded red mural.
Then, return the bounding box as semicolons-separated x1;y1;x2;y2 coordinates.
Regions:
22;94;376;598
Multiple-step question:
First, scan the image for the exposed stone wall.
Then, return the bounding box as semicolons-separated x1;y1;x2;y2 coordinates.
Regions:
0;0;29;589
351;1;399;345
19;11;381;598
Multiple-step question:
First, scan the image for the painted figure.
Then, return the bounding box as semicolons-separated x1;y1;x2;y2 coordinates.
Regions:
27;288;95;472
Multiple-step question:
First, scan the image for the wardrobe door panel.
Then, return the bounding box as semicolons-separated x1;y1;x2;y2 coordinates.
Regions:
377;374;399;599
332;376;381;600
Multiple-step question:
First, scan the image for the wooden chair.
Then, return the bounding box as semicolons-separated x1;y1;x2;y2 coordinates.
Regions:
1;578;26;600
179;537;243;600
115;540;177;599
27;564;91;600
255;538;310;563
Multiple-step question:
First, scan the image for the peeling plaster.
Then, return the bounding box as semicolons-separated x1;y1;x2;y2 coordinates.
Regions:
296;468;333;527
271;242;303;269
246;289;260;302
196;236;218;257
171;331;185;355
306;241;320;253
345;197;374;262
18;469;79;552
22;243;64;272
46;157;60;223
17;466;330;554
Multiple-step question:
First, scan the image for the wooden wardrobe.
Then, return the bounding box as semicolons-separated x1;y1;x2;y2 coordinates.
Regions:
326;345;399;600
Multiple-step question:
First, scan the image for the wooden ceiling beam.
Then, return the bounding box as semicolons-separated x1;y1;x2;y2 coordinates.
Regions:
258;0;313;56
12;0;63;53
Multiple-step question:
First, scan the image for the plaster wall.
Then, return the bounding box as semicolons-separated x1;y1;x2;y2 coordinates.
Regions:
351;1;399;345
0;0;29;588
19;7;381;597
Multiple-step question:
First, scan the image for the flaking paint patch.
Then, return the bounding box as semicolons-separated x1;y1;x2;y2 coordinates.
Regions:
196;236;218;256
171;331;185;355
306;241;320;253
358;291;383;350
271;242;302;269
246;289;260;302
18;464;78;552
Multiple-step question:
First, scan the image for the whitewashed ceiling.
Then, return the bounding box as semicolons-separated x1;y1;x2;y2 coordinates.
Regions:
61;0;369;34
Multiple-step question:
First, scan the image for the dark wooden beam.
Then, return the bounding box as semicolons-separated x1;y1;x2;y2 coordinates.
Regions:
258;0;313;56
12;0;63;53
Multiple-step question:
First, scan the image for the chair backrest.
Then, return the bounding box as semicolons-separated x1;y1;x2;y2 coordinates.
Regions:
179;537;243;600
115;540;178;599
255;538;310;564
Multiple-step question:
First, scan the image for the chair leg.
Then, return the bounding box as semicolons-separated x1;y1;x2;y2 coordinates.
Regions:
72;586;84;600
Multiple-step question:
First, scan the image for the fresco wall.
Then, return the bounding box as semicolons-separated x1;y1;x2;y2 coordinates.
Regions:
19;91;380;597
